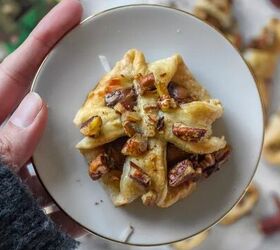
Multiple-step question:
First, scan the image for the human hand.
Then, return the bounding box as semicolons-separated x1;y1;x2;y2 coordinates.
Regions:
0;0;87;239
0;0;82;171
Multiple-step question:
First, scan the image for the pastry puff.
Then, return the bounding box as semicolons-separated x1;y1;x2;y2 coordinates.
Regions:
243;19;280;114
74;49;229;207
172;230;209;250
263;112;280;165
220;183;259;225
193;0;242;49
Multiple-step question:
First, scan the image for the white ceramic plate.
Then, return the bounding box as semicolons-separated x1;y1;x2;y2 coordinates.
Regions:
32;5;263;246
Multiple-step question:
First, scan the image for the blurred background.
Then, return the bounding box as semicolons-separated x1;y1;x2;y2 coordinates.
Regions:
1;0;280;250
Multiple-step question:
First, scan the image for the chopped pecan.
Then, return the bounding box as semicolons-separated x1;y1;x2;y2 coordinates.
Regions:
158;96;177;111
105;137;127;169
214;145;231;165
123;120;137;137
89;153;111;180
172;123;207;142
105;87;137;111
122;111;141;122
168;160;201;187
120;87;137;111
138;73;156;94
168;82;191;104
156;116;165;131
147;114;158;125
105;89;124;107
199;154;216;169
121;134;148;156
129;161;151;188
114;102;126;114
143;103;158;112
80;116;102;137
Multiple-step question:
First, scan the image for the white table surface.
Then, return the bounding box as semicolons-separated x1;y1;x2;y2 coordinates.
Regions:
77;1;280;249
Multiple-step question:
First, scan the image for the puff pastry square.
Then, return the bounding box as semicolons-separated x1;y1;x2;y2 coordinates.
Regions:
74;49;230;207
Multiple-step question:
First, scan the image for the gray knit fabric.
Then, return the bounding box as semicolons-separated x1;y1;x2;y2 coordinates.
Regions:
0;163;79;250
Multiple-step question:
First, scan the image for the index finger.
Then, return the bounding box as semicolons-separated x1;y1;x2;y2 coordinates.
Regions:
0;0;83;123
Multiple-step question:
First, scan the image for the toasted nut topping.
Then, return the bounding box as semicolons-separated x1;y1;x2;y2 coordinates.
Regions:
147;114;158;125
143;103;158;112
169;159;201;187
142;191;157;207
138;73;156;94
123;121;137;137
105;87;137;111
158;96;177;111
89;153;111;180
156;116;165;131
121;134;148;156
199;154;216;169
172;123;207;142
129;161;151;187
80;116;102;137
114;102;126;114
214;145;231;165
168;81;190;103
105;137;127;170
105;89;124;107
122;111;142;122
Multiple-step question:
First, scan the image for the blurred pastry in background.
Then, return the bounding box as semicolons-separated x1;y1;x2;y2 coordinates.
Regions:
243;18;280;114
263;111;280;165
193;0;242;49
171;230;209;250
220;183;259;225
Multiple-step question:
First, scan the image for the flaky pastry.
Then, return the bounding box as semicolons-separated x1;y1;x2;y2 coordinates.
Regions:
74;49;230;207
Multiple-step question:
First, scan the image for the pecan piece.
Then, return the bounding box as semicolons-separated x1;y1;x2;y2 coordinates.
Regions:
80;116;102;137
138;73;156;94
129;161;151;187
168;160;201;187
105;87;137;111
89;153;111;180
121;134;148;156
105;89;124;107
158;96;177;111
214;145;231;165
123;120;137;137
168;81;191;103
199;154;216;169
122;111;141;122
172;123;207;142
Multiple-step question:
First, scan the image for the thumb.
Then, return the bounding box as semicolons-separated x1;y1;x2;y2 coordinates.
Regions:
0;92;47;171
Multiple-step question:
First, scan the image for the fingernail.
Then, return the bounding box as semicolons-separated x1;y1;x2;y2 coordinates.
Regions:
10;92;43;128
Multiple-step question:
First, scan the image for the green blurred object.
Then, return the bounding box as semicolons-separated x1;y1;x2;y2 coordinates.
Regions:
0;0;59;57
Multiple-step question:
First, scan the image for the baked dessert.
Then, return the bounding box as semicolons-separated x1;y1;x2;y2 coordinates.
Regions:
263;111;280;165
193;0;242;49
243;18;280;114
74;49;230;207
172;230;209;250
220;183;259;225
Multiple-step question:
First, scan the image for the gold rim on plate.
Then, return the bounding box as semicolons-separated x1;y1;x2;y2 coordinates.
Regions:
31;4;265;246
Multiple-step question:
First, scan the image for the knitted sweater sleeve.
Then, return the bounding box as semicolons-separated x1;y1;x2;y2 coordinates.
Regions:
0;163;79;250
